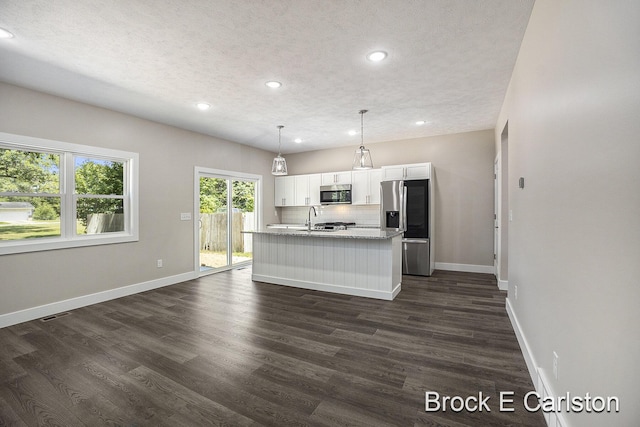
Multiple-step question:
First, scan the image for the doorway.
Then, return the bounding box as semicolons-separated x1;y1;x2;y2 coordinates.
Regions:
195;168;260;276
494;122;509;290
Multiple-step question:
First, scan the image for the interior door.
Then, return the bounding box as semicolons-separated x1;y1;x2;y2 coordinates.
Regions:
494;157;500;275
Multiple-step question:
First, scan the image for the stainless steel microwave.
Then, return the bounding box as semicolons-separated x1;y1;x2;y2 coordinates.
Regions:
320;184;352;205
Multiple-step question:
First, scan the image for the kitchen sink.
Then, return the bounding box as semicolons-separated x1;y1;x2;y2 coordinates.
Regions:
266;224;307;230
292;228;338;233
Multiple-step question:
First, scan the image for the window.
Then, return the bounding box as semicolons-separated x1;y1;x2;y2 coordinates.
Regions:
0;132;139;255
74;156;125;235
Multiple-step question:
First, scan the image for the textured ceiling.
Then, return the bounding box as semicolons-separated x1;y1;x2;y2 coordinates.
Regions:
0;0;534;154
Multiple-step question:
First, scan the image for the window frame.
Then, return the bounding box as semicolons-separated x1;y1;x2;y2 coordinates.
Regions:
0;132;139;255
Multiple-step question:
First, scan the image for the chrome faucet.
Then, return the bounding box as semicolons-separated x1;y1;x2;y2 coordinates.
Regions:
307;206;317;231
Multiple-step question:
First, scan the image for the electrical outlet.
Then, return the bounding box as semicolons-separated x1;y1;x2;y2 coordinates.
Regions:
514;285;518;300
509;210;513;221
553;351;559;379
180;212;191;221
157;259;163;268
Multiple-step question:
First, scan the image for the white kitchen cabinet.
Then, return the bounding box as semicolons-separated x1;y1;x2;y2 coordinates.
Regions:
381;163;431;181
274;176;295;207
294;173;321;206
405;163;431;179
352;169;382;205
321;171;352;185
368;169;382;204
380;165;405;181
308;174;322;205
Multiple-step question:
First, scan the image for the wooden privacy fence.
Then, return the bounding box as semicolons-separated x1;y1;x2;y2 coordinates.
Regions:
86;213;124;234
199;212;253;252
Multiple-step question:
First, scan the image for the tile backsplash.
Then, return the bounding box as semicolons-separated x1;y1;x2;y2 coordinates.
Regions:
278;205;380;227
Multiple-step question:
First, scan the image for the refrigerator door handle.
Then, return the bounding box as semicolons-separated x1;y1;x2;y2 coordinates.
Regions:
402;185;408;231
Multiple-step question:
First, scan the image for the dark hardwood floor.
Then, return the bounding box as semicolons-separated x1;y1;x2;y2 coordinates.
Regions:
0;269;544;426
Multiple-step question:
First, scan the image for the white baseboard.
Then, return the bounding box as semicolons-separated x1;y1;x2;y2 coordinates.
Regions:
536;369;570;427
498;278;508;291
505;297;573;425
505;297;538;384
0;271;197;329
435;262;495;274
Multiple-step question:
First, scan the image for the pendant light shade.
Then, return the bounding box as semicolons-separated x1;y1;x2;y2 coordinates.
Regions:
353;146;373;170
271;125;288;175
352;109;373;170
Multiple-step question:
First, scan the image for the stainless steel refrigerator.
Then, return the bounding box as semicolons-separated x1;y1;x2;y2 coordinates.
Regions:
380;179;434;276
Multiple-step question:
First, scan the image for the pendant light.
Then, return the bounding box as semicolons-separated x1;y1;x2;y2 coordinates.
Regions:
271;125;288;175
352;109;373;170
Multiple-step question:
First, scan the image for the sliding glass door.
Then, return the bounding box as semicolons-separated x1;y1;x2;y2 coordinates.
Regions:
230;179;256;265
196;168;260;275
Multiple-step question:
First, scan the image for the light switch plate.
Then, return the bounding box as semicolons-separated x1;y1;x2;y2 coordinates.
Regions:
180;212;192;221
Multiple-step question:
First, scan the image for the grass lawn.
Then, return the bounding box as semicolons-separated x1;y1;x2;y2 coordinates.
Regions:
0;220;86;240
200;250;252;269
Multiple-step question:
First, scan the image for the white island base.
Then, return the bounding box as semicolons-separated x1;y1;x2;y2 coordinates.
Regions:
249;230;403;300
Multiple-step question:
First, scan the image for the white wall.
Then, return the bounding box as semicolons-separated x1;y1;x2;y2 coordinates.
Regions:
496;1;640;425
286;129;496;268
0;82;278;320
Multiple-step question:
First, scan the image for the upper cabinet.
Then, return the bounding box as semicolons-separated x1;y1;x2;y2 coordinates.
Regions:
275;174;321;207
352;169;382;205
321;171;352;185
276;163;432;207
294;174;322;206
274;176;295;207
381;163;431;181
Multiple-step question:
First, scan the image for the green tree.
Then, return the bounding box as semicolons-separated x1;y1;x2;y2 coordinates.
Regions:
232;181;255;212
199;177;228;213
0;148;59;193
199;178;255;213
75;159;124;226
33;204;57;220
0;148;60;216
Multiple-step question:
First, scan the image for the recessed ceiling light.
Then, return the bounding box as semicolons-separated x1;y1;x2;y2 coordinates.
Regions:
196;102;211;111
294;138;302;143
0;28;14;39
265;81;282;89
416;120;427;125
348;130;358;136
367;51;387;62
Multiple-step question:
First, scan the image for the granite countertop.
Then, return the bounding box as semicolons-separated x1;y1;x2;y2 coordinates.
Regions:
244;228;403;240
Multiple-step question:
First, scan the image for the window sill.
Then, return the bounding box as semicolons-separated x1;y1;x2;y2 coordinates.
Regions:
0;232;139;255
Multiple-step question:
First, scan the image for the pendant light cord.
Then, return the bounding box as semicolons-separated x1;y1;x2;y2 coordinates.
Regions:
277;125;284;155
359;109;368;149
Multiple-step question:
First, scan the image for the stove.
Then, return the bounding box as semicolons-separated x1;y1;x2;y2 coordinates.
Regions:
313;222;356;230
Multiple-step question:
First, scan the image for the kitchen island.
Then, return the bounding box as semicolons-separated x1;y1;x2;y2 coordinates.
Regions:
244;228;404;300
